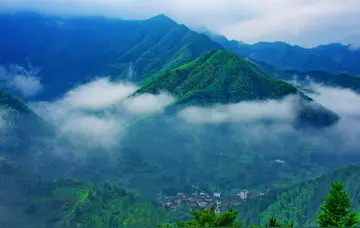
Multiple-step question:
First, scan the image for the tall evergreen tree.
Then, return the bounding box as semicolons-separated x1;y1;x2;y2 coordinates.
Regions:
317;181;359;227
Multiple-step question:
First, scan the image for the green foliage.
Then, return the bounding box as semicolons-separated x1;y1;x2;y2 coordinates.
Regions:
0;13;221;99
317;181;359;227
239;165;360;227
138;50;298;105
160;207;244;227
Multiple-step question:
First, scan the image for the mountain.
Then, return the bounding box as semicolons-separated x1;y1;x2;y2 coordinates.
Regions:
136;50;339;127
239;164;360;227
0;89;55;167
109;50;348;198
251;59;360;92
137;50;297;105
0;12;221;100
0;158;173;227
205;31;360;75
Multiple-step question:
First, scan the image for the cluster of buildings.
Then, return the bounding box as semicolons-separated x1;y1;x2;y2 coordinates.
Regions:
157;189;266;214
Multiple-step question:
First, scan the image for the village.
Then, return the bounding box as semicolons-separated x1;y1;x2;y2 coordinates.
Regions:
157;189;267;214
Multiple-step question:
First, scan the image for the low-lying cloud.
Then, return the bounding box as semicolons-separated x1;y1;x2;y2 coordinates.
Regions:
30;77;174;149
62;78;138;110
178;95;297;124
0;65;43;98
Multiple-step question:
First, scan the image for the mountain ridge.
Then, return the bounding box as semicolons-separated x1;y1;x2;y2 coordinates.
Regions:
0;12;221;100
204;31;360;76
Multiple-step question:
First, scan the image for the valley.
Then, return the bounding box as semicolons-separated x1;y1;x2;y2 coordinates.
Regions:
0;10;360;227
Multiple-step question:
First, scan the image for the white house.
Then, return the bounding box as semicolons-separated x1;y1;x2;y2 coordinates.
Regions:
238;190;249;200
214;192;221;198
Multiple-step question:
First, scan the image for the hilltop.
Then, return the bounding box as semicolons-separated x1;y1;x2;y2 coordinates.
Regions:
137;50;297;105
136;50;339;127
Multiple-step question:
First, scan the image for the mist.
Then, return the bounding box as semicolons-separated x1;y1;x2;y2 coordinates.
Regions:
4;75;360;196
30;77;174;150
0;65;43;98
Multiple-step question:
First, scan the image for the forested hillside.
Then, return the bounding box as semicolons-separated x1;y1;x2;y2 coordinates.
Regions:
0;90;54;161
0;157;176;227
0;12;221;99
239;165;360;227
137;50;297;105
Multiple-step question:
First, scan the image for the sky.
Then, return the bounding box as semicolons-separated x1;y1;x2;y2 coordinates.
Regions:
1;0;359;47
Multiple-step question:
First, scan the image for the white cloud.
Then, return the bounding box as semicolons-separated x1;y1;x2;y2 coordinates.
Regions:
122;92;175;114
30;77;174;149
178;95;297;124
62;77;137;110
0;0;359;47
349;44;360;51
11;75;43;97
308;83;360;118
0;65;43;98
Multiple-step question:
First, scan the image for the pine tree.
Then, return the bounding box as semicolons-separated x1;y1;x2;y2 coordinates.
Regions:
317;181;359;227
159;206;243;227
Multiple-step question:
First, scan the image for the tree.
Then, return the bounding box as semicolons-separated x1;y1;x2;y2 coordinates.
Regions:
317;181;359;227
159;206;243;227
264;217;294;228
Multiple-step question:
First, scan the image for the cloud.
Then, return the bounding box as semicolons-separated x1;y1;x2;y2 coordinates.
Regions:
178;95;297;124
122;92;175;114
308;83;360;118
0;65;43;98
62;77;137;110
30;77;174;149
349;44;360;51
1;0;360;47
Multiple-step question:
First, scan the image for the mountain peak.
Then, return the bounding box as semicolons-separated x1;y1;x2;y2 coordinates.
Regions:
147;14;177;24
137;49;298;105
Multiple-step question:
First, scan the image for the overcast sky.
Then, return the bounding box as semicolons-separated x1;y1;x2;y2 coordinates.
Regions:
1;0;359;47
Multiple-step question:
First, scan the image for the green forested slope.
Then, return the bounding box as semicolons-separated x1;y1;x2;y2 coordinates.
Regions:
240;165;360;227
0;90;54;162
0;13;221;99
137;50;297;105
0;158;175;228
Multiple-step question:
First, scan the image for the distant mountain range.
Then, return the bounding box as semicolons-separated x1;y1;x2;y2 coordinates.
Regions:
0;12;221;100
204;31;360;76
251;59;360;93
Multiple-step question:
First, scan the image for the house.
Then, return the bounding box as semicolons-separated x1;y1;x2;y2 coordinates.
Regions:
275;159;286;163
214;192;221;198
198;201;207;208
238;190;249;200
